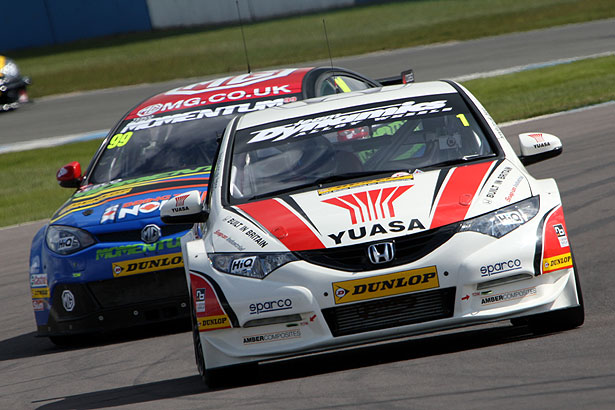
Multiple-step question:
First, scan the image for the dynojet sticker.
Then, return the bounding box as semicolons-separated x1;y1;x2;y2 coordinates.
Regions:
247;99;451;144
332;266;439;304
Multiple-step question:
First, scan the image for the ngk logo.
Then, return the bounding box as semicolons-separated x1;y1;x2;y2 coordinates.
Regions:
322;185;413;224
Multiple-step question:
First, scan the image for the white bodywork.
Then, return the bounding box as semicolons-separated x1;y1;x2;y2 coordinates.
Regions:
166;81;582;371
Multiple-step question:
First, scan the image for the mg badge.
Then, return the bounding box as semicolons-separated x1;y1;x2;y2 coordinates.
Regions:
368;242;395;264
62;290;75;312
141;224;161;244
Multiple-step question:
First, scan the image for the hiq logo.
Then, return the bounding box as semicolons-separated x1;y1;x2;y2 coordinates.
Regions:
230;256;257;275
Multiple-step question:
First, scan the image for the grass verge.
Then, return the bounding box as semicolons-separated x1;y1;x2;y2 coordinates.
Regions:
10;0;615;98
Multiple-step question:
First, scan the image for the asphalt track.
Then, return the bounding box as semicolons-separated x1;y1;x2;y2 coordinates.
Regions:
1;20;615;410
0;18;613;148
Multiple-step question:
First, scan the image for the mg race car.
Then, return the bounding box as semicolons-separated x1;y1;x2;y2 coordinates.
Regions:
29;66;383;345
161;80;583;385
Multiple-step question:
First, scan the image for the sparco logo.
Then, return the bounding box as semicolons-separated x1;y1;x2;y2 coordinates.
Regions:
323;185;412;224
480;259;521;277
249;298;293;314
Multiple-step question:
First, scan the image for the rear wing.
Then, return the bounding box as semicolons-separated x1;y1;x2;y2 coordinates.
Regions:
377;69;415;86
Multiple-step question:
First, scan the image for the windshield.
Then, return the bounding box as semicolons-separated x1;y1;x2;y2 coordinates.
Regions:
229;93;496;202
89;114;229;183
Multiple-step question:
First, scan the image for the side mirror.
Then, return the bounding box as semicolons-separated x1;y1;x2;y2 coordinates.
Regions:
518;133;563;165
161;190;209;224
57;161;83;188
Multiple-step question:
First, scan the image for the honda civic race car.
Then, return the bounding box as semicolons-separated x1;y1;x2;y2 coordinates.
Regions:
161;80;583;385
29;66;383;345
0;55;30;111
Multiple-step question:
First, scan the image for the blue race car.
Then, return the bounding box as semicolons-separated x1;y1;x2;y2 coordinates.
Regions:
29;67;383;345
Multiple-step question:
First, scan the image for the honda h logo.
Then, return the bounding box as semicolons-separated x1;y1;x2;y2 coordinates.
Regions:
141;224;161;244
368;242;395;264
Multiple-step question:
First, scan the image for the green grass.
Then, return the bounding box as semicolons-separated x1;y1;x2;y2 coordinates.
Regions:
1;56;613;228
11;0;615;98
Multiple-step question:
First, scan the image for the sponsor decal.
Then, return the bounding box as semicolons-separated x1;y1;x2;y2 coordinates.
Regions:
191;273;233;331
100;204;119;223
461;294;470;301
32;299;45;311
328;219;425;245
480;259;522;277
222;216;269;248
229;256;257;275
62;290;75;312
317;175;414;196
198;315;230;331
124;98;295;132
249;298;293;315
322;185;413;225
483;166;511;203
504;176;524;203
543;253;573;273
243;329;301;345
30;273;48;288
96;237;181;260
332;266;439;304
31;287;50;298
111;252;183;277
553;223;569;247
247;100;451;144
165;69;298;96
480;287;537;305
213;229;246;251
527;133;551;149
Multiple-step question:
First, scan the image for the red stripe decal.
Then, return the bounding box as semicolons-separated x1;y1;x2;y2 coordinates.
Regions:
237;199;325;251
430;161;493;229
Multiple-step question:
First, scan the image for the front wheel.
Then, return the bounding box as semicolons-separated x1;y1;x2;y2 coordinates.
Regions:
512;251;584;333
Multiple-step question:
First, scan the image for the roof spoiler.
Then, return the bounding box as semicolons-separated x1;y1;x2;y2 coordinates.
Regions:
377;69;415;86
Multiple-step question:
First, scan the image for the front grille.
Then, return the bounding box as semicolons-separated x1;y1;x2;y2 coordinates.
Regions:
95;224;192;243
322;287;455;337
294;223;459;271
87;268;188;308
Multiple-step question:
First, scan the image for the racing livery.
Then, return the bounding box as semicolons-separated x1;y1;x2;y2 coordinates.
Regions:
161;81;583;385
29;66;382;344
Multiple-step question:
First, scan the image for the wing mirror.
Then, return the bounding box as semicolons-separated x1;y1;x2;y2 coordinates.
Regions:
518;132;563;165
56;161;83;188
161;190;209;224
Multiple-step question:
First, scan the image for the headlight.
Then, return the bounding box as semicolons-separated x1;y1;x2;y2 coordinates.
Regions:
46;225;96;255
1;59;20;78
458;196;539;238
210;252;298;279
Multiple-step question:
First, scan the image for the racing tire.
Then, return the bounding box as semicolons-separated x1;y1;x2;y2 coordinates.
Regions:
512;251;584;333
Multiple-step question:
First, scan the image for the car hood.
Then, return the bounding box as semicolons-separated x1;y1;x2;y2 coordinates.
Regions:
218;160;532;251
51;167;210;232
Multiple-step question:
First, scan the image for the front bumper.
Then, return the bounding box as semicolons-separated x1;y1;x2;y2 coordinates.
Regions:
36;268;190;337
191;226;581;369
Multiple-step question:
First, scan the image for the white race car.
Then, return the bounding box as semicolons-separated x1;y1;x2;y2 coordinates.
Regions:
161;81;583;386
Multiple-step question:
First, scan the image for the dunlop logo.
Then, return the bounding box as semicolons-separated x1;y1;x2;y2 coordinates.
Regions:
112;252;183;277
543;252;573;273
198;314;231;331
332;266;439;304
